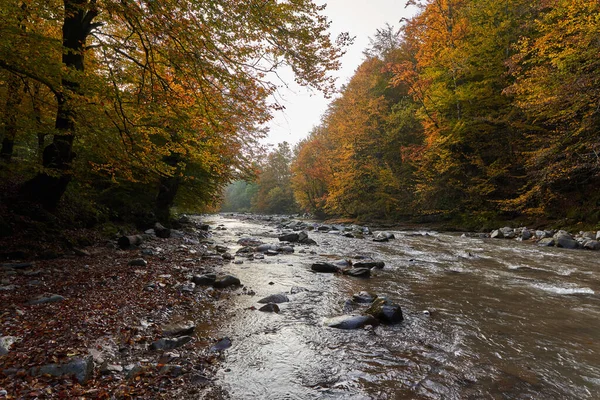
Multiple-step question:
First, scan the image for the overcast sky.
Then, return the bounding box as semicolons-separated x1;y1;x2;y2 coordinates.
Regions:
263;0;417;147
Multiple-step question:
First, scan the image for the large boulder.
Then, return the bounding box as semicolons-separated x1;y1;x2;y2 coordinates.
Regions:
118;235;144;249
490;229;504;239
311;262;340;273
324;314;379;330
554;231;578;249
583;240;600;250
154;222;171;238
500;227;515;239
364;298;404;325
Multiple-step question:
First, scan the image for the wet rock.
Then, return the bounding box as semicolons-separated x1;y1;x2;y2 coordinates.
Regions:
162;321;196;337
237;237;263;246
154;222;171;238
28;294;65;305
364;298;404;324
583;240;600;250
258;293;289;304
279;245;294;253
317;225;331;232
215;245;228;253
521;229;532;240
192;273;216;286
209;337;232;352
265;249;279;256
128;258;147;267
352;291;377;304
259;303;280;313
222;252;234;260
491;229;504;239
324;314;379;330
290;286;309;294
278;232;299;242
256;244;277;253
353;260;385;269
0;336;19;355
552;231;576;248
537;238;555;247
213;275;241;288
500;227;515;239
149;336;193;351
342;267;371;278
311;262;340;273
581;231;596;240
373;231;395;241
30;356;93;384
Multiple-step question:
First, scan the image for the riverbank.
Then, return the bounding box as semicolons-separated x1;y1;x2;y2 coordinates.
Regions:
0;217;229;399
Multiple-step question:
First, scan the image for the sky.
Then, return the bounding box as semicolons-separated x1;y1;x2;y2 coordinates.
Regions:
263;0;417;147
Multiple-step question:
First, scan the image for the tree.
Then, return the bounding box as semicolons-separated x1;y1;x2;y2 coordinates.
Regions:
252;142;297;214
0;0;350;217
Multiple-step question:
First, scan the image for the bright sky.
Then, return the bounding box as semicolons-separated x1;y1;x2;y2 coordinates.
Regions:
263;0;417;147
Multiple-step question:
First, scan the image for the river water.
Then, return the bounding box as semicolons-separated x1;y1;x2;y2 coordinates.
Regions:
198;214;600;399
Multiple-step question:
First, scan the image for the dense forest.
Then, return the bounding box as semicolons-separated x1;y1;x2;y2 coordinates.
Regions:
227;0;600;229
0;0;349;232
2;0;599;232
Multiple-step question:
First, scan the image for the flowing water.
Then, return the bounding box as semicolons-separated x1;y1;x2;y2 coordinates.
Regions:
198;214;600;399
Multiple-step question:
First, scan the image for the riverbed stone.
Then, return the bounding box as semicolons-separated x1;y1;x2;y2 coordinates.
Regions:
352;291;377;304
491;229;503;239
582;240;600;250
521;229;532;240
28;294;65;305
237;237;263;246
259;303;280;313
353;260;385;269
0;336;19;355
209;337;232;352
149;336;193;351
128;258;148;267
555;236;578;249
192;273;216;286
213;275;241;288
324;314;380;330
311;262;340;273
537;238;555;247
258;293;289;304
500;227;515;239
162;321;196;337
278;232;299;242
30;356;93;384
343;267;371;278
364;298;404;324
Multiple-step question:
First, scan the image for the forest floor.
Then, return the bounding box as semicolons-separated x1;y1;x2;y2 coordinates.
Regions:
0;219;231;399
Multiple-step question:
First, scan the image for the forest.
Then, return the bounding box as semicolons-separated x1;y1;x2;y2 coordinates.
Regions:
1;0;600;233
226;0;600;230
0;0;349;234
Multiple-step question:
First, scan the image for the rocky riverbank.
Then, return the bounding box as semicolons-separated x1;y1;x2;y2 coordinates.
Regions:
0;216;235;399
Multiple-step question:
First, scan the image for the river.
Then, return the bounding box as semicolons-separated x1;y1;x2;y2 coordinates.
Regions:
196;214;600;399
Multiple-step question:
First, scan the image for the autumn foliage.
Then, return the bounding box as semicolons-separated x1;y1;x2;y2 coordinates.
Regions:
0;0;349;225
290;0;600;227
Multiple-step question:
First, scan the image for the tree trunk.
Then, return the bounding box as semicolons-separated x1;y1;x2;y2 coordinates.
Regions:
1;74;23;162
19;0;98;209
155;153;182;224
